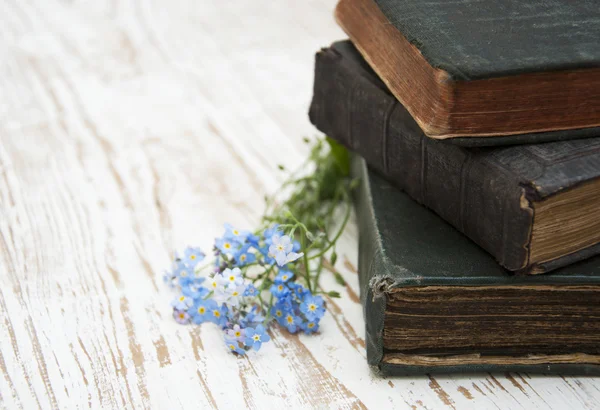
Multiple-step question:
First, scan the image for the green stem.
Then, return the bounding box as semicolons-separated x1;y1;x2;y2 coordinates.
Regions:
300;232;312;293
308;194;352;261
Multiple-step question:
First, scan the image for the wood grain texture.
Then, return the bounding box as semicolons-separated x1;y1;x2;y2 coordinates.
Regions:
0;1;598;408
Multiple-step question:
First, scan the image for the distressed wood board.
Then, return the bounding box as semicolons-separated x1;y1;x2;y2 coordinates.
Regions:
0;1;599;409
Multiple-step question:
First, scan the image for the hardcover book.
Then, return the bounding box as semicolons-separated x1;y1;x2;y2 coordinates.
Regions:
334;0;600;140
309;41;600;274
352;156;600;375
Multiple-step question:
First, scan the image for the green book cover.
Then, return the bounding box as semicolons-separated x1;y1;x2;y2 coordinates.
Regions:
352;156;600;375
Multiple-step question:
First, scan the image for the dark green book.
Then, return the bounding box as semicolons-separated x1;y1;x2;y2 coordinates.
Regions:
310;41;600;275
353;156;600;375
335;0;600;140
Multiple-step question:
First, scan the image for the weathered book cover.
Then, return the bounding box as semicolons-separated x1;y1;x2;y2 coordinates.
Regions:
310;41;600;274
335;0;600;138
352;156;600;375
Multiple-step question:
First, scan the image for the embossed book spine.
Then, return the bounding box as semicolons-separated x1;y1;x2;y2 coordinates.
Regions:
352;156;600;375
309;41;600;274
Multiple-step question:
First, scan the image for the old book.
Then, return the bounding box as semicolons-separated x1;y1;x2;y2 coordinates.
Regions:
309;41;600;274
352;156;600;375
335;0;600;140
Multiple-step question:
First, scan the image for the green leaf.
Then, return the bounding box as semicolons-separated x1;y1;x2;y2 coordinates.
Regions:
330;251;338;267
334;272;346;286
306;231;315;242
278;164;285;171
327;291;342;298
326;136;350;177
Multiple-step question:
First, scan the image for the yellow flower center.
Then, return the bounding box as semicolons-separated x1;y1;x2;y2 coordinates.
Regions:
275;310;282;317
240;255;246;262
224;243;231;249
179;296;186;302
278;285;283;291
277;245;284;251
233;230;240;235
232;291;239;297
190;255;196;260
179;313;186;319
286;315;294;324
198;307;205;314
309;304;316;311
180;271;188;277
229;276;235;282
214;310;221;317
282;275;288;280
253;335;260;341
229;344;236;350
211;281;217;288
308;323;315;328
235;331;242;337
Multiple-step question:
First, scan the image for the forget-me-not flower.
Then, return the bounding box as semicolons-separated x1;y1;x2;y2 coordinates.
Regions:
226;324;246;342
183;246;205;268
300;295;325;321
223;223;251;244
244;325;271;351
191;299;217;324
269;235;303;267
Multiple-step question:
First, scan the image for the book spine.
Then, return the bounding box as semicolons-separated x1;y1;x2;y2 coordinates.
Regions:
351;156;387;369
310;47;533;271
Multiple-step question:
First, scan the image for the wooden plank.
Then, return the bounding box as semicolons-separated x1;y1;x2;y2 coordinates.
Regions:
0;0;598;408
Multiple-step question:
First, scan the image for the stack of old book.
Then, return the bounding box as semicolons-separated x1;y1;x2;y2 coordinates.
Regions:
309;0;600;375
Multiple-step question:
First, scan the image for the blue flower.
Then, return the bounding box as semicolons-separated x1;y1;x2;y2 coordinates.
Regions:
224;337;246;355
270;304;288;321
242;306;265;327
223;223;250;244
269;235;303;267
263;224;281;245
301;320;320;334
244;324;271;351
173;261;194;278
226;324;246;342
279;312;301;333
183;286;210;301
300;295;325;321
234;244;257;266
183;247;205;268
270;282;291;298
243;284;259;297
208;304;228;327
191;299;217;324
214;283;246;307
247;234;261;247
274;270;293;283
171;294;194;310
215;237;238;255
289;282;308;299
274;294;293;311
292;240;301;252
173;309;190;324
218;267;244;287
259;246;276;265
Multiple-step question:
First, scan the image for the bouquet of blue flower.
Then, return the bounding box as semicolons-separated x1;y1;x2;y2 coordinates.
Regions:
164;137;355;355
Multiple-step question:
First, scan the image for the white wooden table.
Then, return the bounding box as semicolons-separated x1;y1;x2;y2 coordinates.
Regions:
0;1;599;408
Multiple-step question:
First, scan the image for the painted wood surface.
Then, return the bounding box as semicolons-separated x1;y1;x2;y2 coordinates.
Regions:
0;1;599;408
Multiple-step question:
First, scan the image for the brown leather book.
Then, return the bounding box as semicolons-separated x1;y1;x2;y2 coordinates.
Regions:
335;0;600;140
